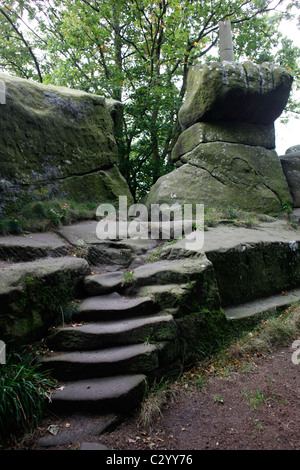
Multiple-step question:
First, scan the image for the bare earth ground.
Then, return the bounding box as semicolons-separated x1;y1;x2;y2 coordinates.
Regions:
16;343;300;452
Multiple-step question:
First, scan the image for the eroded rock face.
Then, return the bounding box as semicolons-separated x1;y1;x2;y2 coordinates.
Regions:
0;73;133;215
178;61;293;129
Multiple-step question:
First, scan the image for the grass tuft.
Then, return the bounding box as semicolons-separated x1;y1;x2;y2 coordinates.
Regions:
0;199;98;235
0;352;56;448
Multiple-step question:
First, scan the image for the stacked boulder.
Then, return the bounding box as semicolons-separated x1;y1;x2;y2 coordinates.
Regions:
145;61;294;215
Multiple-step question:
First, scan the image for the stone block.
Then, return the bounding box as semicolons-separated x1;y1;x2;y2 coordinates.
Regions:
171;121;275;163
178;61;293;129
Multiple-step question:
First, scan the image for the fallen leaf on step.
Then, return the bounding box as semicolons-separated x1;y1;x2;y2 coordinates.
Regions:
47;425;60;435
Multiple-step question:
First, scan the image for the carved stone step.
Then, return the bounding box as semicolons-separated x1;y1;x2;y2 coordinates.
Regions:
76;292;157;321
46;314;177;351
40;343;161;380
49;374;147;413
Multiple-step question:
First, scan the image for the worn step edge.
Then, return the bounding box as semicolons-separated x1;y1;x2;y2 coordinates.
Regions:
40;343;161;380
47;314;177;351
83;272;123;295
224;288;300;321
77;292;157;321
50;374;147;413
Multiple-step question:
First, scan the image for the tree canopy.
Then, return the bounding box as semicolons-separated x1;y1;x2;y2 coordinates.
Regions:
0;0;299;200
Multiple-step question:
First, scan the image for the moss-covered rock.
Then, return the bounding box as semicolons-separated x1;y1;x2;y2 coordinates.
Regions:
145;142;292;215
178;61;293;129
0;74;133;215
171;121;275;163
0;257;90;350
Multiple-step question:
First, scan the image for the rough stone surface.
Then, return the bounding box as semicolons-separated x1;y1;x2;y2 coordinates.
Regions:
225;288;300;321
40;343;160;380
145;60;293;215
0;73;133;215
77;292;156;321
171;121;275;163
178;61;293;129
0;231;69;262
162;222;300;307
0;256;90;348
46;314;177;351
50;375;147;413
84;271;124;295
146;142;293;214
280;151;300;207
285;145;300;154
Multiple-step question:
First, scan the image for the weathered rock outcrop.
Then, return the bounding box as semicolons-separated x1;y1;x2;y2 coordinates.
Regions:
178;61;293;129
280;150;300;208
0;256;90;348
0;74;133;216
145;61;293;214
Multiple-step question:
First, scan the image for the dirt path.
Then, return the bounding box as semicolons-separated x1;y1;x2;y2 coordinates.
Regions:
97;344;300;451
18;342;300;451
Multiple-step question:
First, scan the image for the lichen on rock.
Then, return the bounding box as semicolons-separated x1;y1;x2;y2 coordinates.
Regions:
0;73;133;216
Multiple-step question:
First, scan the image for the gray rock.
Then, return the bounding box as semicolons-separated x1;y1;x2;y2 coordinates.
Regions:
46;314;177;351
0;257;90;348
280;151;300;207
84;271;124;295
178;61;293;129
77;292;156;321
40;343;160;381
0;231;69;262
80;442;108;450
145;142;293;215
285;145;300;154
171;121;275;163
38;414;118;448
50;374;147;413
0;73;133;216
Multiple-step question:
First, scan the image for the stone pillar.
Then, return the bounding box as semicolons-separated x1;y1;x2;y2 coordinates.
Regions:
219;20;234;62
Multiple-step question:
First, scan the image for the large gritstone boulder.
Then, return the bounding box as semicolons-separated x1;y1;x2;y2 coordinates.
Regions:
178;61;293;130
0;73;133;216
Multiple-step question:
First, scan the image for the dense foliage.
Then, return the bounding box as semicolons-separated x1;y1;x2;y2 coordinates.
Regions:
0;0;299;200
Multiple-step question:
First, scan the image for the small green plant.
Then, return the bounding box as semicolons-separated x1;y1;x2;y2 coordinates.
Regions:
281;202;292;213
242;389;266;410
121;270;136;287
0;353;56;448
253;418;264;430
145;246;164;263
213;394;224;404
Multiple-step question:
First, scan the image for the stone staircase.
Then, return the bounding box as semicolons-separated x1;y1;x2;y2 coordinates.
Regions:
40;250;182;415
2;219;300;448
33;220;300;418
